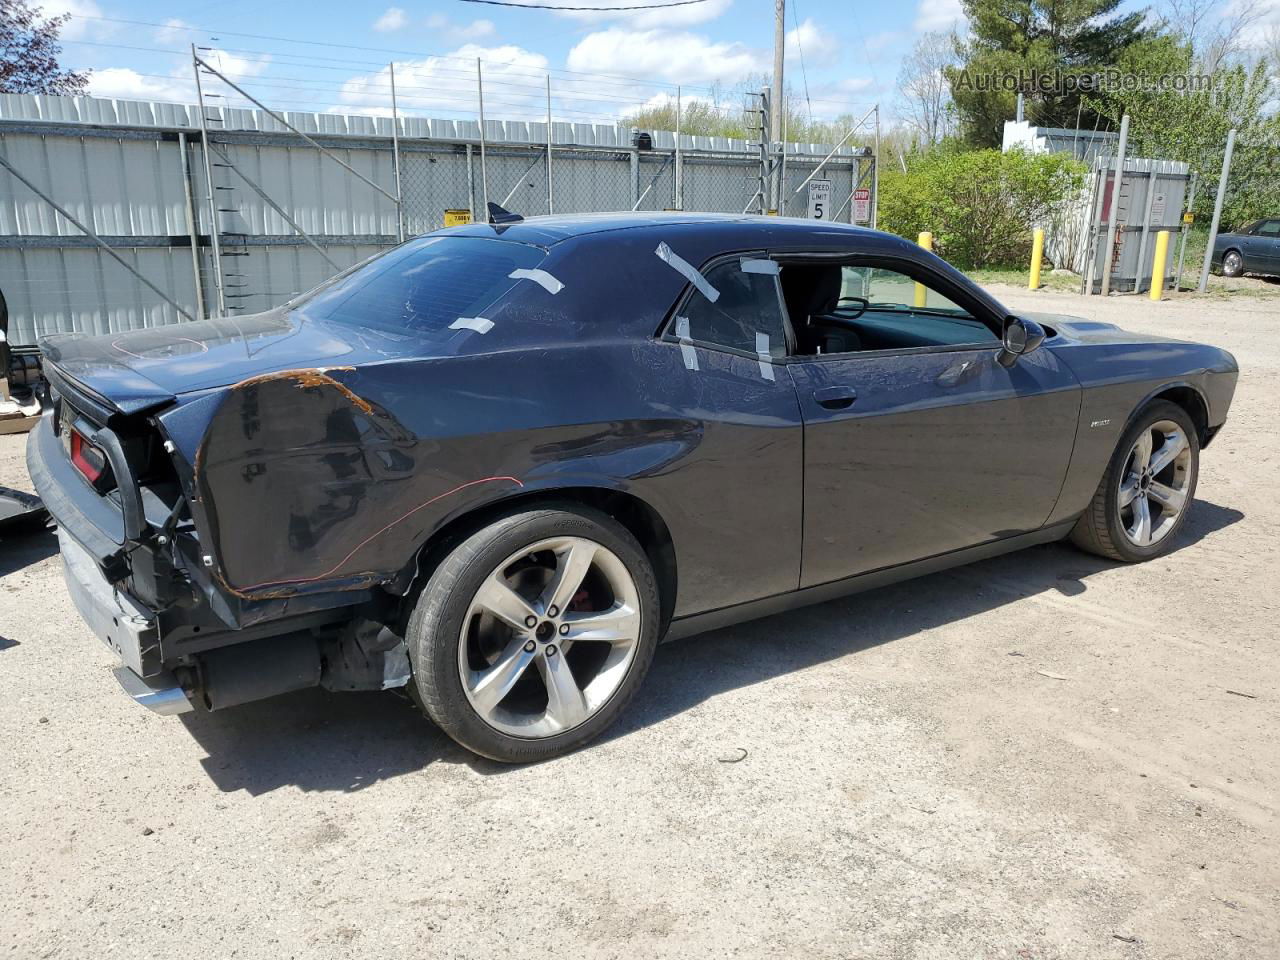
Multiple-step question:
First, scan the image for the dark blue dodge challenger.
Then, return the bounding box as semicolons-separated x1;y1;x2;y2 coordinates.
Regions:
29;213;1238;761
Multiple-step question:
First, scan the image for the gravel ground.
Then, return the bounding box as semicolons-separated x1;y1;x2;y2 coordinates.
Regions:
1;286;1277;959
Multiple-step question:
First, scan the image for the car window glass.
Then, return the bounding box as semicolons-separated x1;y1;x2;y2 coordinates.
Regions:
293;236;546;337
820;265;996;351
680;259;787;358
838;265;971;315
1258;220;1280;237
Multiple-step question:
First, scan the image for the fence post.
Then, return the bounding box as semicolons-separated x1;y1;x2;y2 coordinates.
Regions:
629;147;639;209
476;58;489;217
1175;172;1197;291
1133;165;1159;293
465;144;476;222
176;131;206;320
1080;159;1108;296
545;75;554;215
872;105;880;229
675;85;682;211
1099;114;1129;297
1198;128;1236;294
390;61;404;243
192;43;226;316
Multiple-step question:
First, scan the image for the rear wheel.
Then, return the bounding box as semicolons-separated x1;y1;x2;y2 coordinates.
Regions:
1221;249;1244;277
408;504;659;763
1070;400;1199;562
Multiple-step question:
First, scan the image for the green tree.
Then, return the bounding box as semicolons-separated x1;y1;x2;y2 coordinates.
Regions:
947;0;1154;147
878;146;1086;268
1085;39;1280;228
0;0;88;95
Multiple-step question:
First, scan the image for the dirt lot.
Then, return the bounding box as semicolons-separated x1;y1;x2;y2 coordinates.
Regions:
1;286;1276;960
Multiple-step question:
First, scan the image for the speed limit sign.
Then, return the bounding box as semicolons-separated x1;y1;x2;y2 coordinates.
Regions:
807;180;832;220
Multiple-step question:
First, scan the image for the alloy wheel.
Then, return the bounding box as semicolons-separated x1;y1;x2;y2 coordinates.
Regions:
1224;251;1243;276
457;536;642;738
1117;419;1192;547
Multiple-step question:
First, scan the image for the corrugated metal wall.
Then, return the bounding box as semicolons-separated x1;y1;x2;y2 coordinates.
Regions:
0;93;868;346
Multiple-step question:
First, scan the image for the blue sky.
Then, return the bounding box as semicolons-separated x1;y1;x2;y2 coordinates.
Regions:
41;0;970;127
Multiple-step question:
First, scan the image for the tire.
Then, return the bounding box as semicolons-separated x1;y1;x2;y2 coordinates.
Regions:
407;503;660;763
1070;400;1199;562
1221;249;1244;277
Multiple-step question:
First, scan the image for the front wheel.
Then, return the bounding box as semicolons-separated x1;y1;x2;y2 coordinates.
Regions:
1070;400;1199;562
408;504;660;763
1221;250;1244;277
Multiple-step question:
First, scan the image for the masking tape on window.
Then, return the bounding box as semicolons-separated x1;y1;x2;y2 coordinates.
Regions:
755;331;775;381
674;316;699;371
450;316;495;334
740;258;779;275
655;241;719;302
509;268;564;295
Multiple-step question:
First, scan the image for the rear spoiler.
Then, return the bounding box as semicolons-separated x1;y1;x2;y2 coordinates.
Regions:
43;360;175;421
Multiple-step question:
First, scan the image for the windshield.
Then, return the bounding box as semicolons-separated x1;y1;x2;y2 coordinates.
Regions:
292;235;547;336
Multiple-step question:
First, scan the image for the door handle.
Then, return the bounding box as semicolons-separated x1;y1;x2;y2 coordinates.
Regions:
813;385;857;409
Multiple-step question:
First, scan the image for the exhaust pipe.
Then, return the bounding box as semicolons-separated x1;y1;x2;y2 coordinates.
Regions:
195;632;321;711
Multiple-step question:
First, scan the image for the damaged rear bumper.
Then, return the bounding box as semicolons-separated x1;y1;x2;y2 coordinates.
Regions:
58;528;194;714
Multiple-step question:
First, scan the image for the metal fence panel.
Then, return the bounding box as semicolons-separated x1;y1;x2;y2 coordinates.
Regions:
0;132;188;236
681;154;758;214
2;246;196;343
549;148;633;214
400;144;474;234
634;152;677;212
0;93;873;341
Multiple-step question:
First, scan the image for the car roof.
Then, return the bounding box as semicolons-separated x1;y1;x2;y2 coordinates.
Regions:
442;211;898;250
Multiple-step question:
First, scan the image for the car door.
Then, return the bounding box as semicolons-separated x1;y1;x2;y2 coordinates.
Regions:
781;258;1082;588
1255;220;1280;273
655;251;805;611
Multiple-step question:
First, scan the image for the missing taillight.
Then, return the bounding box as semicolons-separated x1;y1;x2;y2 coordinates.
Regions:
70;429;108;486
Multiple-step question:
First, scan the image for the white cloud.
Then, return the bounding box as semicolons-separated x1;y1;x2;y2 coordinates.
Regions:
39;0;105;40
496;0;733;29
455;19;495;39
914;0;965;32
86;49;270;106
87;68;186;102
339;43;549;118
568;28;764;83
423;13;498;41
786;17;838;65
373;7;408;32
153;18;194;45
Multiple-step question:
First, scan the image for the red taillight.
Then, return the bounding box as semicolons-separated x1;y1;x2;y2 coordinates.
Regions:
70;429;107;485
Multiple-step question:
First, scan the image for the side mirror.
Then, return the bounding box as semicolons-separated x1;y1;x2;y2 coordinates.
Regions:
996;316;1046;368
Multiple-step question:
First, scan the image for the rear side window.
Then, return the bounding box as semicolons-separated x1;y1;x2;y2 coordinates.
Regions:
678;259;787;358
293;236;546;336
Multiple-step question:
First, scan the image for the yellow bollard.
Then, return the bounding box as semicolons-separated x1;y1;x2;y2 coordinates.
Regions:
1149;230;1170;301
914;231;933;307
1028;228;1044;290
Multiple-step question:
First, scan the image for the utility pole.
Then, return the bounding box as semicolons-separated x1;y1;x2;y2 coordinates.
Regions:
771;0;785;214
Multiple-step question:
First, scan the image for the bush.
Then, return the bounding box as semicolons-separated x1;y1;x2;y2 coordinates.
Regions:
878;148;1085;269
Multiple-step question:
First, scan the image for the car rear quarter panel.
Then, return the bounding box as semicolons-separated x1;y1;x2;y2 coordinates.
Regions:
176;338;804;620
1045;336;1238;526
